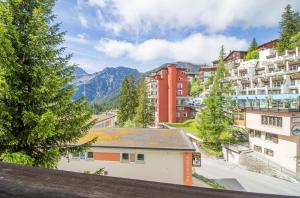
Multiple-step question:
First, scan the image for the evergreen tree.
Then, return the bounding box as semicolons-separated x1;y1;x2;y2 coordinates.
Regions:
244;38;259;61
134;77;154;128
248;38;258;51
118;76;138;126
0;0;93;168
277;4;300;52
197;46;241;151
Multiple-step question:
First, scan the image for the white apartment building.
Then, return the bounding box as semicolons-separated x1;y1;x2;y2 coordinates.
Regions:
228;47;300;96
227;44;300;175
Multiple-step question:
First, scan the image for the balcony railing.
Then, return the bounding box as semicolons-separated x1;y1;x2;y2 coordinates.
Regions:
238;106;300;113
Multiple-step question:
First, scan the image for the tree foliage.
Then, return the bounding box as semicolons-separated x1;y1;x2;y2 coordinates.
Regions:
0;0;93;168
277;4;300;52
244;50;259;61
117;76;138;127
244;38;259;61
197;46;242;151
189;78;203;96
133;77;154;128
290;31;300;49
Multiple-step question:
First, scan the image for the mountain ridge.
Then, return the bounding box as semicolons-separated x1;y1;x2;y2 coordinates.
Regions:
73;62;202;109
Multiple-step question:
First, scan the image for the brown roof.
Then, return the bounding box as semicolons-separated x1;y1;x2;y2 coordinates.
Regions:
76;128;196;151
257;39;278;51
224;51;247;62
0;162;292;198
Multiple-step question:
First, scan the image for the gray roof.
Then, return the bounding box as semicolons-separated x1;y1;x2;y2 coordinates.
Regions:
0;162;292;198
77;128;196;151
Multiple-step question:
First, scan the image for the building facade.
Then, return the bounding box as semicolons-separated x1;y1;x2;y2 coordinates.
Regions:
146;65;194;123
92;113;117;128
246;109;300;173
58;128;197;186
227;44;300;174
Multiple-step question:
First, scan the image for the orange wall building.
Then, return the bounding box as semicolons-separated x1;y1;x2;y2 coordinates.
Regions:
153;65;193;123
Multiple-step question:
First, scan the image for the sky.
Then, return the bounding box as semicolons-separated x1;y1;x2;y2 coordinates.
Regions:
54;0;300;73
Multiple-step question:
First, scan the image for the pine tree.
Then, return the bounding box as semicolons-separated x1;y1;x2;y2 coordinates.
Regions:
134;77;154;128
197;46;239;151
0;0;93;168
118;76;138;127
248;38;258;51
277;4;300;52
244;38;259;61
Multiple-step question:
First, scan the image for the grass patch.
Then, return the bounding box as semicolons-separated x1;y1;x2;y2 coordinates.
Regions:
166;119;198;135
201;143;222;157
193;173;224;189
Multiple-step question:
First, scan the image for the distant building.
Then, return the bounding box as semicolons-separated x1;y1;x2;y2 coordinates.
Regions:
199;66;216;82
58;128;198;186
146;65;194;123
256;39;278;51
92;113;117;128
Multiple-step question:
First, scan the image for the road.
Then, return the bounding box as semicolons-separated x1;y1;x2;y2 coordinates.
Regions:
195;153;300;196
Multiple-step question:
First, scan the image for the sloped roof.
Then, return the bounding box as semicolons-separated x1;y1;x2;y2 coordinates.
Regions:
76;128;196;151
0;162;291;198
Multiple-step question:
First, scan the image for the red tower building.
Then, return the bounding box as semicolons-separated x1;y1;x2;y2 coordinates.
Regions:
153;65;193;123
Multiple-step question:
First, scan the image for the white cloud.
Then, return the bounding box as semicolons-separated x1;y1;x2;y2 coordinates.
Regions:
88;0;106;7
65;34;90;45
87;0;300;34
94;33;248;64
78;14;88;27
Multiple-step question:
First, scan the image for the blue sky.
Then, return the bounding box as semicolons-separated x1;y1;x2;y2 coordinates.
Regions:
54;0;300;73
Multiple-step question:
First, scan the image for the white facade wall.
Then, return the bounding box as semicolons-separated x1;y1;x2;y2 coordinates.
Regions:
58;147;185;185
249;133;298;172
246;112;291;136
246;112;300;172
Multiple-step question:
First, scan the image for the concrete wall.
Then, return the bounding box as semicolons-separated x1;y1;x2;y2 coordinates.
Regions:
249;133;298;172
58;147;190;185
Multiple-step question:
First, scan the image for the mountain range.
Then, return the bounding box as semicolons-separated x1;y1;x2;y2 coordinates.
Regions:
72;62;201;109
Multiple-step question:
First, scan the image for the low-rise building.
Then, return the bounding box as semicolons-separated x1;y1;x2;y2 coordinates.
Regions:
58;128;198;186
246;109;300;173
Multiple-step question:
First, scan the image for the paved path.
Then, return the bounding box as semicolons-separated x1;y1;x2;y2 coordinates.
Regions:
195;154;300;196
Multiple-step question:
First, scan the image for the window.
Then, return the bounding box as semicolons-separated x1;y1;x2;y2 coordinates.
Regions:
79;152;85;160
254;145;262;153
177;90;183;96
137;154;144;162
178;78;182;81
249;130;254;137
265;133;278;144
183;113;188;117
87;152;94;160
176;112;180;118
160;70;167;75
261;115;282;127
177;107;184;110
264;148;274;157
273;81;283;87
177;83;183;89
254;130;261;138
122;153;129;161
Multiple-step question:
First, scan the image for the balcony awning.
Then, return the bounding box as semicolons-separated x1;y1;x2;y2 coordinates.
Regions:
232;94;300;100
